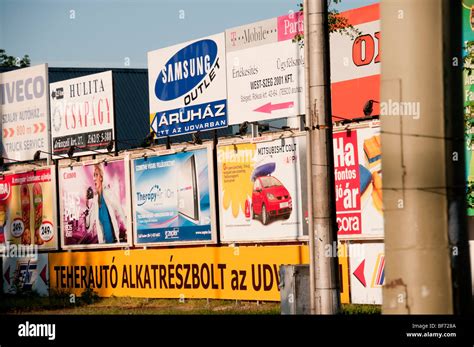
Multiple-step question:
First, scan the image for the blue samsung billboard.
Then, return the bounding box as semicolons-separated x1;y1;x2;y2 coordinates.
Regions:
147;33;227;138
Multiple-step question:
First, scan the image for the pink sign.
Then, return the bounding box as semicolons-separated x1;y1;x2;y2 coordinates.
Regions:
277;11;304;42
333;130;361;235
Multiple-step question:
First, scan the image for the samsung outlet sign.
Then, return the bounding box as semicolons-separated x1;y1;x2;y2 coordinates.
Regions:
148;33;228;138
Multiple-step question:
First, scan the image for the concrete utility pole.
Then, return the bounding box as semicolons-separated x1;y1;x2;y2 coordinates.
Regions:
381;0;472;314
304;0;340;314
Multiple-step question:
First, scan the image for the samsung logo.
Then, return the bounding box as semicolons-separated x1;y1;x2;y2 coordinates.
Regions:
154;39;219;102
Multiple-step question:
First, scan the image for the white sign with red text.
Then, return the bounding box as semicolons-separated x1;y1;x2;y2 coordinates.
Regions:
0;64;50;162
49;71;115;158
226;12;305;125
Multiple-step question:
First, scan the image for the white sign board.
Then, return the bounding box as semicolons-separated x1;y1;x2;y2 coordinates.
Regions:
49;71;115;158
349;242;384;305
3;253;49;296
148;33;228;138
226;13;305;125
0;64;50;162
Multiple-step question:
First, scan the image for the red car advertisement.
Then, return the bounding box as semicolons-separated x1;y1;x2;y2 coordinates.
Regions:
217;135;308;242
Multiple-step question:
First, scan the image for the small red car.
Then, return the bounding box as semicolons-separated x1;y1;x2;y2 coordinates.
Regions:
252;175;292;225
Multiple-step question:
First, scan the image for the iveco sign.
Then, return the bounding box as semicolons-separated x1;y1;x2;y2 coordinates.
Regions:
148;33;227;138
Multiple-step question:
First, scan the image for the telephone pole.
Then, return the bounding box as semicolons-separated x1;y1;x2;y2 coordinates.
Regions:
381;0;471;314
304;0;340;314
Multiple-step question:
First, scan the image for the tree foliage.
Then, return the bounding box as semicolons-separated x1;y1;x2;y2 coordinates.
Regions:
293;0;361;45
0;49;31;67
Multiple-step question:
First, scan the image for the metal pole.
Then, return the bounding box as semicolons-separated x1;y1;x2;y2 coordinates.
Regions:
251;123;258;138
304;0;340;314
381;0;458;314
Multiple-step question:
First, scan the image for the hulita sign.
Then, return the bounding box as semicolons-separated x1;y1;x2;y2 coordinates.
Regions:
49;71;115;158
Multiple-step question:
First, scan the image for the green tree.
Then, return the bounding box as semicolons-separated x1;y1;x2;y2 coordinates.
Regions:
0;49;31;67
294;0;360;44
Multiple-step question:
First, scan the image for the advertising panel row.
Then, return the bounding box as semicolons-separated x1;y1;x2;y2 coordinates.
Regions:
1;5;379;162
1;244;355;303
0;126;382;253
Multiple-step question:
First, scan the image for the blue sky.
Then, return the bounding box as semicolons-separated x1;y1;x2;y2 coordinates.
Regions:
0;0;377;68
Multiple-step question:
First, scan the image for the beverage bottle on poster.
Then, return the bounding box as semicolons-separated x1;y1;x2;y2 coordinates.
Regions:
33;183;44;245
20;184;31;245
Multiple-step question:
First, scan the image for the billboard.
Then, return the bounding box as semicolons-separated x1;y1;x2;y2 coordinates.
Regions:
58;158;132;250
334;123;383;238
330;4;380;119
349;242;384;305
49;71;115;157
0;167;58;251
3;254;49;296
0;64;50;162
226;12;305;125
131;144;217;246
148;33;227;138
49;245;310;301
463;0;474;216
217;134;308;242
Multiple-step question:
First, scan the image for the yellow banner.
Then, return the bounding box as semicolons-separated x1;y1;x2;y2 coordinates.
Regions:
49;245;350;302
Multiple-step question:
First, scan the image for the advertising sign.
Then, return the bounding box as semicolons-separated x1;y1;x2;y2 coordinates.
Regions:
463;0;474;216
3;254;49;296
131;144;217;246
226;13;305;125
334;124;383;238
0;167;58;251
217;135;308;242
0;64;50;161
148;33;227;138
49;71;115;157
49;245;310;301
330;4;380;119
349;242;384;305
58;158;132;250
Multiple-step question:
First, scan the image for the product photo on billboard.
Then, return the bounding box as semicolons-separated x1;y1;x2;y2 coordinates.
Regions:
0;167;58;252
217;134;308;243
131;143;217;246
58;157;133;250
